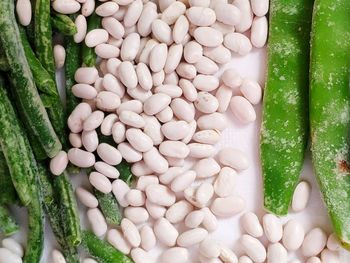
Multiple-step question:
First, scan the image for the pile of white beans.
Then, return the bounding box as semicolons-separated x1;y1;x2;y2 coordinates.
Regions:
10;0;345;262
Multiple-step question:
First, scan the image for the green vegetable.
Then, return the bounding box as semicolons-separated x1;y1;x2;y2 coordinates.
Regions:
23;190;44;263
82;13;101;67
65;35;81;114
53;172;81;247
81;231;134;263
0;51;8;71
260;0;312;215
0;75;33;206
0;0;62;158
34;0;55;78
19;26;58;97
52;14;77;36
310;0;350;249
117;160;134;186
94;190;122;225
0;205;19;236
0;151;18;205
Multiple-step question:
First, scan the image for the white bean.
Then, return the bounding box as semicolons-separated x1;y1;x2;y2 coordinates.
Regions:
210;196;245;217
195;92;219;113
96;2;119;17
183;41;203;64
240;235;266;263
83;111;104;131
233;0;253;33
214;167;237;197
123;0;143;27
142;114;164;145
102;17;124;40
136;63;153;91
218;148;249;170
159;141;190;159
119;110;145;128
52;0;81;14
177;228;208;247
201;207;218;232
124;207;149;224
173;15;190;44
164;44;183;74
302;228;327;257
215;3;241;26
136;175;158;191
131;248;152;263
176;63;197;79
118;61;138;89
160;247;189;263
126;128;153;152
196;182;214;207
85;29;109;47
251;16;268;48
68;148;95;167
137;2;158;37
159;167;183;184
282;219;305;251
171;170;196;192
89;171;112;193
54;45;66;69
117;142;143;162
126;189;146;206
193;129;221;145
82;0;95;16
69;133;82;148
101;114;118;136
266;243;287;263
219;246;238;263
189;0;210;7
239;79;262;105
144;93;171;115
72;84;97;100
2;238;23;258
112;122;126;144
16;0;32;26
199;238;220;258
224;33;252;56
238;256;253;263
75;187;98;208
306;257;321;263
161;121;189;140
96;91;121;112
166;200;193;223
186;7;216;26
0;247;22;263
143;147;169;173
193;74;220;92
188;143;216;158
152;19;173;45
75;67;99;84
203;45;231;64
152;70;165;86
185;210;205;229
327;233;342;251
156;107;174;123
140;225;156;251
87;208;108;236
139;39;159;64
50;150;68;176
292;181;311;212
251;0;269;16
230;96;256;123
95;44;120;59
241;212;263;238
121;218;141;247
145;199;167;219
97;143;122;165
161;1;186;25
145;184;175;206
52;249;66;263
194;158;220;178
107;229;131;254
263;214;283;243
194;27;223;47
321;249;340;263
154;217;179;246
112;179;130;207
170;98;195;122
179;78;198;102
121;33;140;61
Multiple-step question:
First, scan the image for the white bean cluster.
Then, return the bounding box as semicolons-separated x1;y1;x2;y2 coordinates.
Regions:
14;0;342;262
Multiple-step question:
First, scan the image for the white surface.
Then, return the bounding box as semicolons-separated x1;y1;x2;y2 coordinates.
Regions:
7;47;350;262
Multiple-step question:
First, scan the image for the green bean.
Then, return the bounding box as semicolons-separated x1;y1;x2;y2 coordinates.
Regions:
0;205;19;236
0;75;33;206
0;151;18;205
310;0;350;249
82;13;101;67
52;14;77;36
53;172;82;247
260;0;312;215
0;0;62;158
94;190;122;225
65;34;81;114
34;0;55;78
81;231;134;263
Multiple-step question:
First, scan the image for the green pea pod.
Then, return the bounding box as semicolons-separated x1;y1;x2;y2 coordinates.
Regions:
81;231;134;263
260;0;313;215
52;14;77;36
0;205;19;236
82;13;101;67
310;0;350;249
